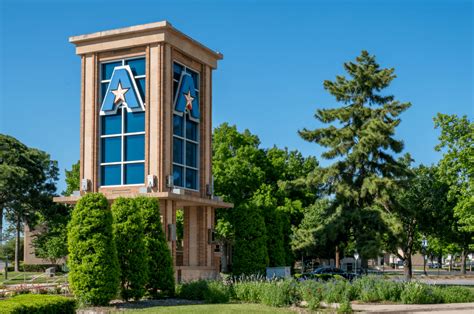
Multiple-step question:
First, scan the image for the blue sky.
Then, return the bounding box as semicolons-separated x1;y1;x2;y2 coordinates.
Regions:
0;0;472;193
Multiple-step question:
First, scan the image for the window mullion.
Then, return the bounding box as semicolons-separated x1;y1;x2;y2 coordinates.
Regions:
121;107;125;185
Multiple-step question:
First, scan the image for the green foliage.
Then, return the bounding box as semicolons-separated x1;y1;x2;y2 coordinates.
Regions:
352;276;403;302
298;280;323;310
337;299;353;313
177;280;230;303
62;160;80;196
67;193;119;306
436;286;474;303
32;203;72;265
232;204;268;275
0;237;23;261
0;294;76;314
136;196;175;298
258;280;300;307
298;51;411;262
434;114;473;247
400;282;440;304
111;197;148;301
251;185;286;267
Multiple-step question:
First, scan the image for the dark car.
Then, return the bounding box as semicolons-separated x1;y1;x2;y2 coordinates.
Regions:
303;266;357;281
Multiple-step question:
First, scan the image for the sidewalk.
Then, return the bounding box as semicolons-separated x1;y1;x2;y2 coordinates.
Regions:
351;302;474;313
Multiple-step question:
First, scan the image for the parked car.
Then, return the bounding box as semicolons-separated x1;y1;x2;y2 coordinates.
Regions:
428;262;441;268
302;266;358;281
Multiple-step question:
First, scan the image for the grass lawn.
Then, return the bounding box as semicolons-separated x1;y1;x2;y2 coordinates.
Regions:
0;271;68;285
125;303;297;314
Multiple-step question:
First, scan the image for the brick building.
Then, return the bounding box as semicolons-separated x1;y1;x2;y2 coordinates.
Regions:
24;21;233;281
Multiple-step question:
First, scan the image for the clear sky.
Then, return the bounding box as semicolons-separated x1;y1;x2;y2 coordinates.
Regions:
0;0;472;193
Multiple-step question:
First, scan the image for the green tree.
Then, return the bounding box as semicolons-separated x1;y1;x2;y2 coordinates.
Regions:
63;161;80;196
434;114;473;273
298;51;410;268
136;197;175;298
0;134;59;271
111;197;148;301
232;203;269;275
67;193;119;306
251;184;286;267
32;203;71;265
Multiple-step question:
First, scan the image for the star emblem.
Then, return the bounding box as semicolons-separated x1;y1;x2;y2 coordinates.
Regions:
184;90;194;111
111;82;129;104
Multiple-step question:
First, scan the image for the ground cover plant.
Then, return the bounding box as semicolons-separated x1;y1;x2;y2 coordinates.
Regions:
175;275;474;312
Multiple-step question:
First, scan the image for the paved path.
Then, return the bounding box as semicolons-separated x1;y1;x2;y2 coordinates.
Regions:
351;302;474;313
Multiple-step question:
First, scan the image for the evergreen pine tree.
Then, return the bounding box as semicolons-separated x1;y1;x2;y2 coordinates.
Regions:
135;196;175;298
232;203;269;275
111;197;148;301
67;193;119;306
299;51;410;266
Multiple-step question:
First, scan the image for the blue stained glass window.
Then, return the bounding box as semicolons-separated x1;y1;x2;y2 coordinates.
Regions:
186;142;197;168
186;117;198;141
102;61;121;80
172;62;200;190
173;165;183;187
136;78;146;100
101;165;121;186
102;114;121;135
126;111;145;133
188;69;199;89
126;58;146;76
101;82;109;102
173;63;183;81
125;163;144;184
100;57;146;186
173;115;183;136
102;137;121;163
125;135;144;161
186;169;197;189
173;138;183;164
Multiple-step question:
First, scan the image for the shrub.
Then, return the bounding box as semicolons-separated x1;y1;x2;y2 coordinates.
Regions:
299;280;323;310
433;286;474;303
111;197;148;301
322;279;355;303
337;299;353;313
177;280;209;300
400;282;440;304
232;204;269;276
0;294;76;314
136;196;175;298
259;280;300;307
232;280;265;303
203;281;231;303
67;193;119;306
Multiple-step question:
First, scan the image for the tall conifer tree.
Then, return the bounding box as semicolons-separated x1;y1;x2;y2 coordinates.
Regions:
299;51;410;266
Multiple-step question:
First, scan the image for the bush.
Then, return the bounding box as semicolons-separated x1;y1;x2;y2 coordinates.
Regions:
112;197;148;301
67;193;119;306
352;276;403;302
434;286;474;303
232;204;269;276
203;281;231;303
337;299;353;313
177;280;230;303
0;294;76;314
259;280;300;307
232;279;265;303
400;282;440;304
322;279;355;303
136;196;175;298
299;280;323;310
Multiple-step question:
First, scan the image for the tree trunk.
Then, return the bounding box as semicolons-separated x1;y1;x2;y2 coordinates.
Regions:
403;255;412;281
14;216;20;272
461;249;467;275
335;245;340;268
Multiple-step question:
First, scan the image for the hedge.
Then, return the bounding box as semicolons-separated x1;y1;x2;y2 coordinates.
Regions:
112;197;148;301
136;196;175;298
0;294;76;314
67;193;120;306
